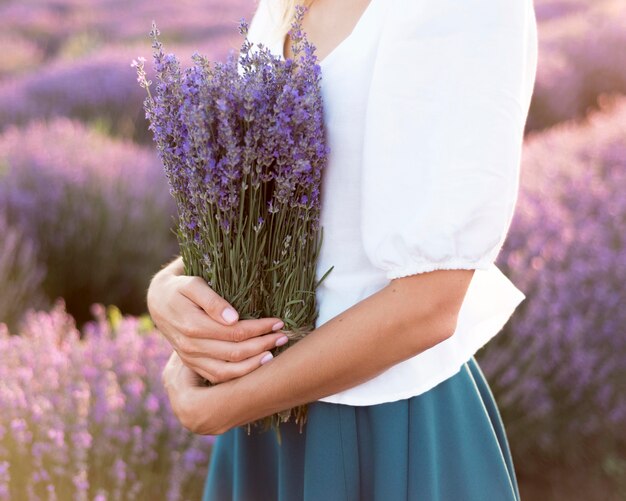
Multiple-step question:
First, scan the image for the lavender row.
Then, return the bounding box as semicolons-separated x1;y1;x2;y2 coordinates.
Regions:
0;42;241;144
0;300;214;500
0;214;47;332
478;94;626;474
529;0;626;130
0;116;178;326
0;0;253;67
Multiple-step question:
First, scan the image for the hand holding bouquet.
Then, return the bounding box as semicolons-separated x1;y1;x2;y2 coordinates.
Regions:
133;5;332;435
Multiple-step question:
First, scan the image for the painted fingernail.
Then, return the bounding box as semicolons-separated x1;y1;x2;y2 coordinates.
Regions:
260;352;273;365
272;320;284;331
275;335;289;347
221;307;238;323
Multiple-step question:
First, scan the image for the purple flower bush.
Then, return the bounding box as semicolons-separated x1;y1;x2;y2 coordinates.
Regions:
0;32;44;78
533;0;587;22
529;0;626;131
0;116;178;325
0;299;214;501
478;94;626;472
0;47;156;143
0;213;48;333
0;41;253;144
0;0;253;64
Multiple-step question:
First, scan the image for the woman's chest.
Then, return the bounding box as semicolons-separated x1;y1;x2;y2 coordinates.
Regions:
252;0;387;123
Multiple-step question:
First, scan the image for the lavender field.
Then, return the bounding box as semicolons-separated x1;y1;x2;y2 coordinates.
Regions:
0;0;625;499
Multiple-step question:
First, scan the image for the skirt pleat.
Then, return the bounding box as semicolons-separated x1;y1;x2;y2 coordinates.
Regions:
202;356;520;501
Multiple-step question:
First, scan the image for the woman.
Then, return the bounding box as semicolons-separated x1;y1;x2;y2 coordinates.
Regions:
148;0;538;499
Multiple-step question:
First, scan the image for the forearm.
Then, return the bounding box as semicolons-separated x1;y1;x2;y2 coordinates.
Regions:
204;270;472;433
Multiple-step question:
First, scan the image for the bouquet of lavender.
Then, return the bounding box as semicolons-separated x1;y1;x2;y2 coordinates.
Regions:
133;6;332;435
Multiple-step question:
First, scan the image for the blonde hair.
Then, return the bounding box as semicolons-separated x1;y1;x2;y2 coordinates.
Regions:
273;0;316;41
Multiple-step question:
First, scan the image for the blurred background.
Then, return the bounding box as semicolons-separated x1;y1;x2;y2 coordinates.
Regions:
0;0;624;499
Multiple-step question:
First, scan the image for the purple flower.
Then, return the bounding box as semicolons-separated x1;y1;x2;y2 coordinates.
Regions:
0;116;178;324
0;213;47;332
134;8;332;432
478;94;626;473
0;300;215;500
528;0;626;131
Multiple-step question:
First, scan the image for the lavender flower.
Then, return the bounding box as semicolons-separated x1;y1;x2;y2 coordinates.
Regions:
0;48;150;141
528;0;626;131
0;32;44;78
0;0;254;78
0;117;178;325
0;300;214;500
0;213;47;332
478;94;626;473
134;5;332;433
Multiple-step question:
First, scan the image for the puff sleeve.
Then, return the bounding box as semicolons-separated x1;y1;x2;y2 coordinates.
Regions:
360;0;538;280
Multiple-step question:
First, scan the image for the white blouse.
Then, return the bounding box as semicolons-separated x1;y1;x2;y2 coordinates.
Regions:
247;0;538;405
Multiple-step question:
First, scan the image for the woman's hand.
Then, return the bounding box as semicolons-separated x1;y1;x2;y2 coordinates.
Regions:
147;256;289;384
161;350;227;434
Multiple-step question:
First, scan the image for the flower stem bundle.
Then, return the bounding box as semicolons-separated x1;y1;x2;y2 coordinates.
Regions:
133;5;332;436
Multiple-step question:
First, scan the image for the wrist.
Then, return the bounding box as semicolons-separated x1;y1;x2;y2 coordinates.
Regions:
193;381;241;435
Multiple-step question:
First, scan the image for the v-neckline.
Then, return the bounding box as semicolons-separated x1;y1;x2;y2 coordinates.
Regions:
280;0;376;66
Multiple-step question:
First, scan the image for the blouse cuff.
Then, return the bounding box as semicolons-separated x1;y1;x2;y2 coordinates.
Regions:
385;257;495;280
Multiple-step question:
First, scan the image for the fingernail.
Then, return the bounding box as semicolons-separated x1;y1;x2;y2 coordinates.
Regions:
221;307;238;323
275;335;289;347
260;352;273;365
272;320;284;331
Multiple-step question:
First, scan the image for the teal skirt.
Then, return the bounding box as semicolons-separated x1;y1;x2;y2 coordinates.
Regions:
202;356;520;501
